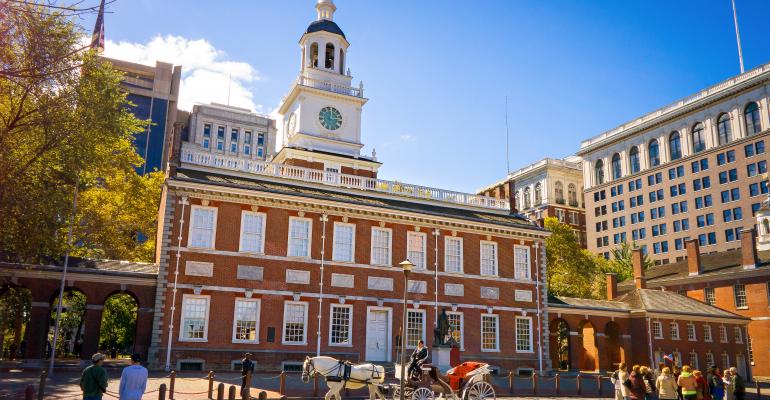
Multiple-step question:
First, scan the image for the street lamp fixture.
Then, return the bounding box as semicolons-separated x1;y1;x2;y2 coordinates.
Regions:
398;259;414;400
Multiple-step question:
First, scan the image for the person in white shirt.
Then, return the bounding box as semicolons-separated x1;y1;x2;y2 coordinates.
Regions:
119;353;148;400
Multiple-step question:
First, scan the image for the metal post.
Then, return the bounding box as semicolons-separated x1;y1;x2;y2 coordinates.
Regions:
228;385;236;400
508;371;513;394
576;372;582;395
208;370;215;399
37;370;47;400
596;375;602;396
243;371;251;400
555;374;560;395
165;196;188;371
279;371;286;395
25;385;34;400
731;0;745;73
49;179;79;376
158;383;167;400
217;383;225;400
432;228;439;326
317;213;328;356
169;370;176;400
313;371;319;397
399;270;410;400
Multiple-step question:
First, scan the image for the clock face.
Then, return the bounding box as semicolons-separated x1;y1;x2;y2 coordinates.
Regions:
287;113;297;136
318;107;342;131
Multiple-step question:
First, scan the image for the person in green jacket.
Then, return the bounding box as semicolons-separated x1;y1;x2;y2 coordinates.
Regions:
80;353;108;400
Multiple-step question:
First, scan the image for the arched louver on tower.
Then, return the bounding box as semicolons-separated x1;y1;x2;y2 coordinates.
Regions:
595;159;605;185
629;146;640;174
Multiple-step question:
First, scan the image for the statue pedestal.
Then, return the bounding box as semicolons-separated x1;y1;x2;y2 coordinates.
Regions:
432;346;453;374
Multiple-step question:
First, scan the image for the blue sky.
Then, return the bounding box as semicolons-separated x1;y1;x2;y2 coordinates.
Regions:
91;0;770;193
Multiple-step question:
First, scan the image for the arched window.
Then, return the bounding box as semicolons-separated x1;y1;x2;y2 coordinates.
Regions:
745;102;761;136
629;146;640;173
611;153;622;180
717;113;732;145
594;159;605;185
568;183;577;206
691;123;706;153
310;43;319;67
669;131;682;160
514;191;520;210
648;139;660;167
325;43;335;69
534;183;542;205
763;218;770;235
339;49;345;74
554;181;564;204
523;187;531;209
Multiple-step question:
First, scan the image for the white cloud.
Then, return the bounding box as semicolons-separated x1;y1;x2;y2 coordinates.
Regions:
399;134;414;142
103;35;261;112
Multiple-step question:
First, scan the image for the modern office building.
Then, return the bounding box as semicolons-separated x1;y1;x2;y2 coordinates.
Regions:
103;57;182;175
578;63;770;263
479;157;587;247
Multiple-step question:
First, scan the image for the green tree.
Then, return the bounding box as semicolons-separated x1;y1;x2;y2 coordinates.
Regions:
607;241;653;281
50;290;86;357
0;287;31;358
544;217;600;298
0;2;159;263
99;294;138;354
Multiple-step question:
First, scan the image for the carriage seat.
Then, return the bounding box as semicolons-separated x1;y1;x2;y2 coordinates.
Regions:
447;362;484;391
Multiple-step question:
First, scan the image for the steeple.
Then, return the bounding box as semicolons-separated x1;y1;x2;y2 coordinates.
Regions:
316;0;336;21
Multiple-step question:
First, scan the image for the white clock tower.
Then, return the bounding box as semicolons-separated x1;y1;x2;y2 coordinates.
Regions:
274;0;380;176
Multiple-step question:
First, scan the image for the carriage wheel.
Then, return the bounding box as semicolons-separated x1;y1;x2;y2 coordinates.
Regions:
412;387;434;400
392;385;401;400
464;381;495;400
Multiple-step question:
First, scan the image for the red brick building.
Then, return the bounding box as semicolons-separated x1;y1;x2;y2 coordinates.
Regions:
618;230;769;378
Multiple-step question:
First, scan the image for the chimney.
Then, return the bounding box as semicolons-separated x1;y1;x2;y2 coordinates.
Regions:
741;228;758;269
508;179;518;214
685;239;701;276
632;248;646;289
606;273;618;300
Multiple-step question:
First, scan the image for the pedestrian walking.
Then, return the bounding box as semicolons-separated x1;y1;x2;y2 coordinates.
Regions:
677;365;698;400
80;353;108;400
693;370;709;400
612;362;628;400
728;368;745;400
241;352;255;394
708;367;725;400
628;365;647;400
657;367;679;400
640;366;656;399
118;353;148;400
723;369;734;400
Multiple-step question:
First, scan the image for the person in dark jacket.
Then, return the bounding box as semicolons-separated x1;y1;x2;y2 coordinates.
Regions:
408;340;428;380
729;368;745;400
241;353;255;393
708;366;725;400
80;353;108;400
627;365;647;400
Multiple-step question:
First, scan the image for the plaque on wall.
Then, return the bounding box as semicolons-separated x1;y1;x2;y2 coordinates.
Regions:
480;286;500;300
286;269;310;284
367;276;394;291
237;265;264;281
444;283;464;297
515;289;533;302
331;273;354;288
185;261;213;277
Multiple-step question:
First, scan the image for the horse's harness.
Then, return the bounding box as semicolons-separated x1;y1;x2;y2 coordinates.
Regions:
305;358;382;385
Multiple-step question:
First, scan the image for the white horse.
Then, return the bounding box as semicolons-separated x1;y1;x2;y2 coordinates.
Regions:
301;356;387;400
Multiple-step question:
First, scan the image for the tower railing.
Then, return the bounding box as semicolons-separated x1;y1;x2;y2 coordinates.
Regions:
180;146;510;211
297;75;363;97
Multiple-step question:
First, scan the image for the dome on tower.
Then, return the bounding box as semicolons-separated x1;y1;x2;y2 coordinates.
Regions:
305;19;346;39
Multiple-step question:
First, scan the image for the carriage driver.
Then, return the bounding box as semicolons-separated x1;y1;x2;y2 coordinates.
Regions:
408;340;429;379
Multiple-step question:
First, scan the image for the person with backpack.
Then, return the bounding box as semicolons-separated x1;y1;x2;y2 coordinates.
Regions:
80;353;108;400
627;365;647;400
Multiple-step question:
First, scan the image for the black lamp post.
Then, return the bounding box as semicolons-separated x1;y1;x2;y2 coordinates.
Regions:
398;259;414;400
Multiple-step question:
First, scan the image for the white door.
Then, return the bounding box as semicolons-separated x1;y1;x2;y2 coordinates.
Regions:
366;309;389;361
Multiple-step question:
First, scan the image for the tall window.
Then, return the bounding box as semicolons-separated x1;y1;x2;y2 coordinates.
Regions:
310;42;319;67
704;325;712;342
370;227;392;266
523;187;532;208
719;325;728;343
514;245;531;280
734;284;747;308
190;206;217;249
181;295;209;341
721;352;730;370
332;223;355;262
611;153;622;180
233;298;260;343
481;314;499;352
324;43;335;69
649;139;660;167
554;181;564;203
515;316;533;352
717;113;732;145
692;123;706;153
653;321;663;338
239;212;265;253
670;322;680;340
745;102;761;135
669;131;682;160
534;183;542;205
406;310;425;348
568;183;578;206
230;128;239;153
689;351;699;370
734;326;743;344
447;312;463;349
283;302;308;344
704;287;716;305
687;323;696;341
329;304;352;346
480;241;498;276
705;352;715;368
629;146;641;173
288;217;311;257
407;231;427;269
595;159;605;185
216;126;225;151
444;236;463;273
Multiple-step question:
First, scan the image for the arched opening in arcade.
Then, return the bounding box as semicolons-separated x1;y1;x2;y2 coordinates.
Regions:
98;292;138;359
549;318;571;371
604;321;624;370
48;289;87;359
578;320;599;372
0;285;32;360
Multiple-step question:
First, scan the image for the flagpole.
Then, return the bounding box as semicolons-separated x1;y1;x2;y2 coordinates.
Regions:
731;0;745;73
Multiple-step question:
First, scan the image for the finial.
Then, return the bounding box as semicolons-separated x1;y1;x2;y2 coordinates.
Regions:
372;148;377;160
316;0;336;21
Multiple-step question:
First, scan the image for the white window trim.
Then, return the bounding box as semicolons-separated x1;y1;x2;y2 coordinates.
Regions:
514;245;532;281
444;236;464;273
687;323;696;341
653;320;663;339
406;309;426;349
282;301;309;345
332;222;356;263
239;211;266;254
515;316;534;353
328;303;354;347
670;322;680;340
188;205;218;249
720;325;728;343
370;227;392;266
479;240;498;277
287;217;313;258
446;311;464;351
480;313;500;352
179;294;211;342
231;297;261;344
734;326;743;344
407;231;428;270
704;325;713;342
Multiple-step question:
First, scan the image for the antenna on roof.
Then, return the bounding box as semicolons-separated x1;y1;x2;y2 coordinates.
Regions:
731;0;745;73
227;71;232;105
505;96;510;175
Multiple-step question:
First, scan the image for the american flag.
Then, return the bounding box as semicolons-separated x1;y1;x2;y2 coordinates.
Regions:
90;0;105;53
664;353;675;364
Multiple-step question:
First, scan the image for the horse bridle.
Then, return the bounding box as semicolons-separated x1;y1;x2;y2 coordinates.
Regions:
303;357;344;380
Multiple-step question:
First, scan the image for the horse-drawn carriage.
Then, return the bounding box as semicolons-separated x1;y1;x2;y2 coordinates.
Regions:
389;362;496;400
